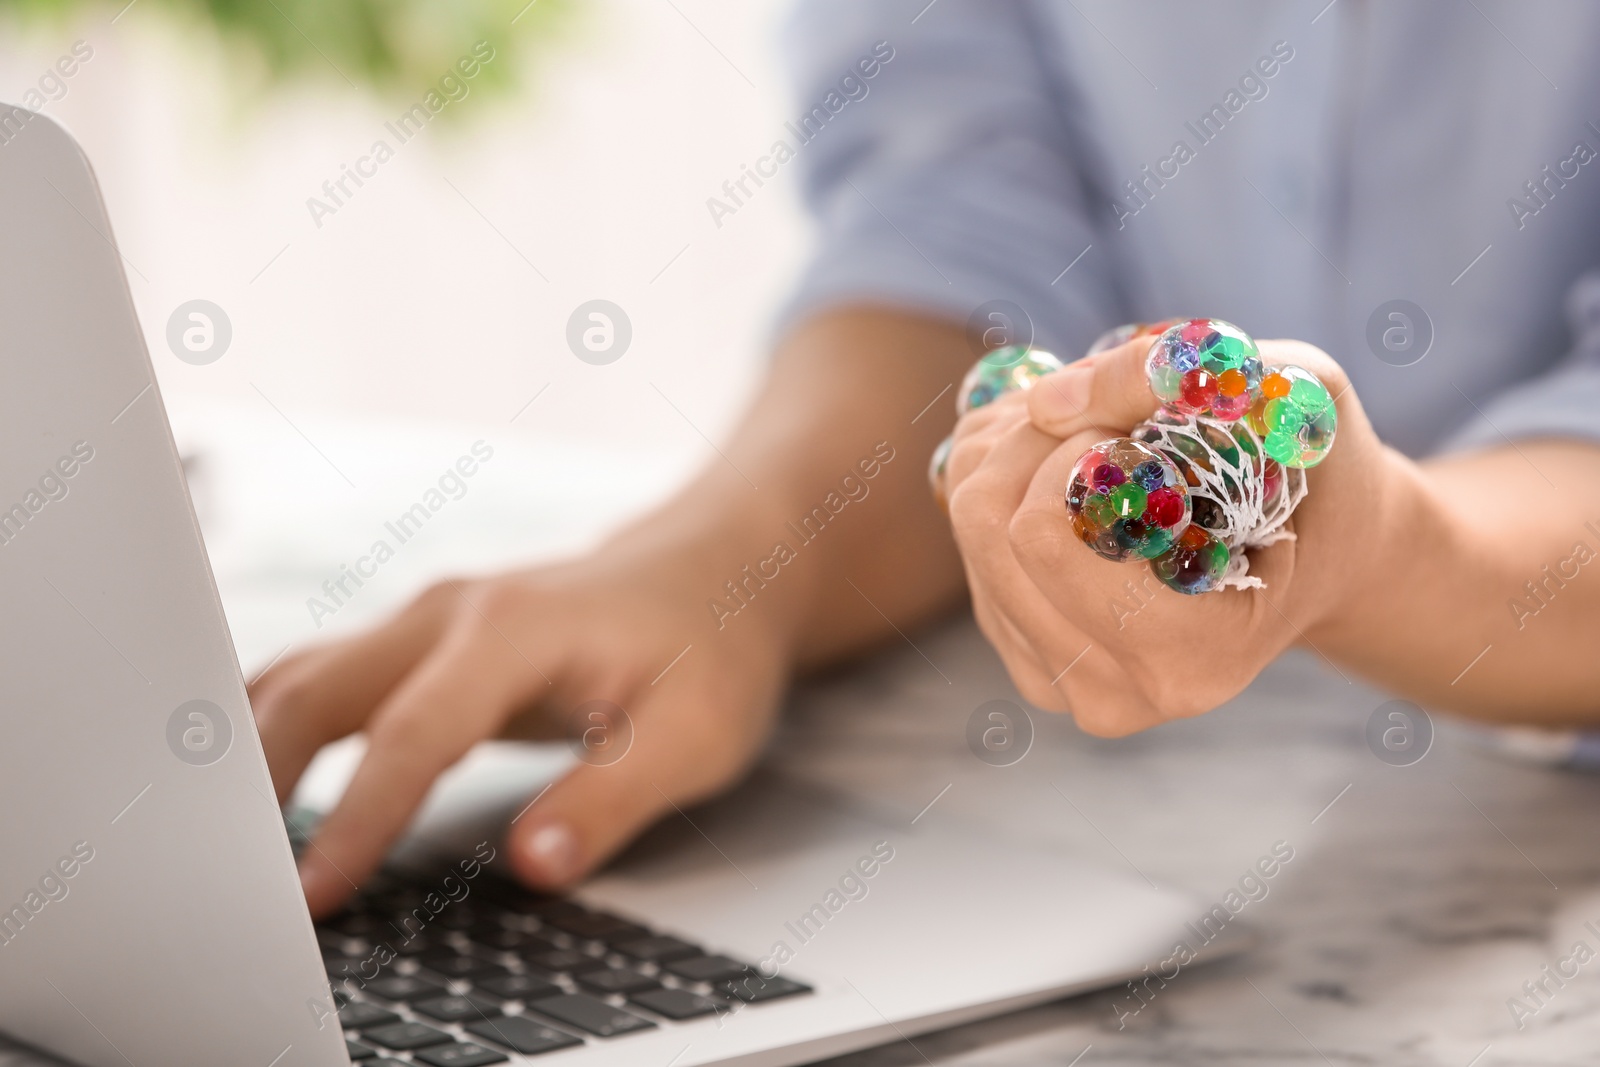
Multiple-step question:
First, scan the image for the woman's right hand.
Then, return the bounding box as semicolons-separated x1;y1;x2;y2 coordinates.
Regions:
251;524;796;918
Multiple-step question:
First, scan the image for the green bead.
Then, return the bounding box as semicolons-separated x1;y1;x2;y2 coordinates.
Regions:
1262;396;1296;433
1083;494;1116;527
1149;364;1182;400
1200;322;1255;372
1288;377;1331;414
1263;430;1301;465
1138;526;1173;559
1199;537;1230;571
980;344;1029;368
1109;482;1148;520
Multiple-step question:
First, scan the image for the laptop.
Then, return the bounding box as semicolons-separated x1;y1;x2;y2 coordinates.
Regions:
0;107;1231;1067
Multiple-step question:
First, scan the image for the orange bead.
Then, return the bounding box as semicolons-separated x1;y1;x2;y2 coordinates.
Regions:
1261;373;1289;399
1177;524;1210;550
1217;368;1247;398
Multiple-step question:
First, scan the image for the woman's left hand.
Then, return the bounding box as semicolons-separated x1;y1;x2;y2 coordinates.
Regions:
943;334;1412;736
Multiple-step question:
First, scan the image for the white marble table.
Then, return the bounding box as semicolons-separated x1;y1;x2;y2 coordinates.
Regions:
777;618;1600;1066
10;415;1596;1065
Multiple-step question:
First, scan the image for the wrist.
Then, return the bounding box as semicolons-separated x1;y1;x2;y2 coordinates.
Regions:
1304;446;1446;644
602;477;819;660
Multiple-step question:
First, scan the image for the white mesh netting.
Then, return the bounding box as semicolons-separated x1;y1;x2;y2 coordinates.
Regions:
1134;409;1308;590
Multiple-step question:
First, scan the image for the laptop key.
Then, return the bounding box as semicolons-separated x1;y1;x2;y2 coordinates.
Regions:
578;968;660;995
629;988;726;1021
475;973;562;1001
412;1042;509;1067
615;935;700;964
346;1038;379;1060
365;974;449;1002
544;911;651;943
337;1001;401;1029
414;994;504;1024
474;928;558;954
421;953;510;981
369;1061;411;1067
364;1021;454;1051
524;948;607;975
663;955;753;983
716;973;813;1003
527;993;656;1037
465;1015;584;1056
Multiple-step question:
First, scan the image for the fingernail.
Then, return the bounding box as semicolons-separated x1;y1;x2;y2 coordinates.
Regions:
524;822;580;884
1034;362;1094;425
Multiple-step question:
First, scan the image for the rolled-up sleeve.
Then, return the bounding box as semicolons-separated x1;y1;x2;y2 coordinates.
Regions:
1444;272;1600;453
775;0;1121;359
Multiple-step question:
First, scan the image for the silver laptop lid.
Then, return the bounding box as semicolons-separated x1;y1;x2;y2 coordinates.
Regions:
0;108;344;1067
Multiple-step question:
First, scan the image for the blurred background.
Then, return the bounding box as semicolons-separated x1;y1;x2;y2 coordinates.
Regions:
2;0;808;669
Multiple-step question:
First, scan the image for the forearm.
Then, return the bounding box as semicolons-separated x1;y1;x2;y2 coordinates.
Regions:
604;306;971;668
1312;440;1600;725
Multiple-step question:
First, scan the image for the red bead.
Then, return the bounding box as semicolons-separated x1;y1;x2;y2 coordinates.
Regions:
1144;486;1185;528
1179;369;1219;411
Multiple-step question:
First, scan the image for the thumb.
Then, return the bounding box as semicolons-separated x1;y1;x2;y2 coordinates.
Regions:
1027;336;1162;439
505;687;769;889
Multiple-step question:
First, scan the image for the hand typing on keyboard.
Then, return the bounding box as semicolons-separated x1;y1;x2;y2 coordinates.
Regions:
249;535;791;919
248;310;982;919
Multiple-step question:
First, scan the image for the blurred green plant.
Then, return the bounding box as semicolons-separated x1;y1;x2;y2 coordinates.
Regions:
2;0;569;99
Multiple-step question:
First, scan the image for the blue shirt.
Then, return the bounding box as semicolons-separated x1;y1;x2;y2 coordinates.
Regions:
780;0;1600;457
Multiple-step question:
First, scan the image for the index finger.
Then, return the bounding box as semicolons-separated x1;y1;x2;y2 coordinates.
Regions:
297;621;551;916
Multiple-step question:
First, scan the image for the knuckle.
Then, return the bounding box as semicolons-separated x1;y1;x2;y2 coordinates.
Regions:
1069;695;1146;738
368;710;450;764
465;581;527;625
945;479;997;540
416;578;465;613
1007;502;1067;566
1136;665;1235;720
1015;676;1067;713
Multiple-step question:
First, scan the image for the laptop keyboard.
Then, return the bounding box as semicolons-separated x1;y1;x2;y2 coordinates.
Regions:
315;874;811;1062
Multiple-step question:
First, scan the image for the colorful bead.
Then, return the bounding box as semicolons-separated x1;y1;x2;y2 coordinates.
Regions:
1146;318;1261;420
1152;525;1230;595
1065;440;1190;562
1245;364;1337;468
957;346;1065;414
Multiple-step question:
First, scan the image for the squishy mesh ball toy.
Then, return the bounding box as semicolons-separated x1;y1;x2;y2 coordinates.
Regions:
1064;320;1333;596
1065;440;1191;562
1145;318;1265;422
1247;364;1337;468
956;346;1064;415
